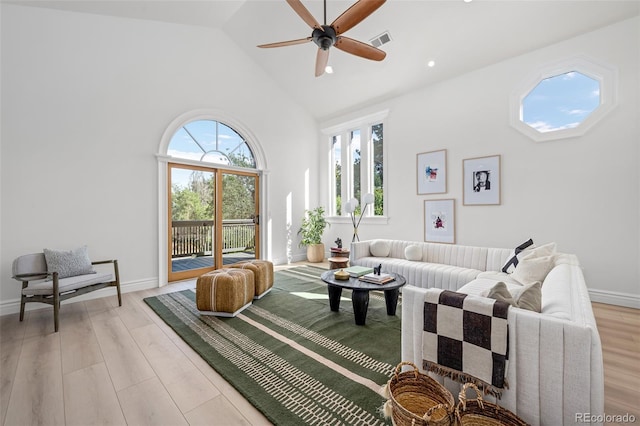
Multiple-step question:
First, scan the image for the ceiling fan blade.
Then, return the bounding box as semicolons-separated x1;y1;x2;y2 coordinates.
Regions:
257;37;313;48
334;36;386;61
286;0;322;30
331;0;386;35
315;48;329;77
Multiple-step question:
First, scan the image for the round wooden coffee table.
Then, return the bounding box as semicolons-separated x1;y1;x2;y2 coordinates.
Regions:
320;270;406;326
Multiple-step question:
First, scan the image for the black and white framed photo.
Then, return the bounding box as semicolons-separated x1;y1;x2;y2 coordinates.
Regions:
424;199;455;243
463;155;501;205
417;149;447;195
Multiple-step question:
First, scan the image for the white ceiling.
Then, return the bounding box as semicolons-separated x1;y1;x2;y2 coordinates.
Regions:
8;0;640;121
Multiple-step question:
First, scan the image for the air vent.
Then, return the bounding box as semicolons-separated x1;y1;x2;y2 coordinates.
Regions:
370;31;392;48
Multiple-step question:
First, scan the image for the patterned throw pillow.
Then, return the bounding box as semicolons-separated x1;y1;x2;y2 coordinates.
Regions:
501;238;534;273
44;246;95;279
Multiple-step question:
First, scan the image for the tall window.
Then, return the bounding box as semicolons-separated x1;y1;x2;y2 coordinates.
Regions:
325;110;388;218
332;135;342;215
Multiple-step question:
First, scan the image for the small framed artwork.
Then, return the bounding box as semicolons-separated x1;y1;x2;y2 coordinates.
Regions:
424;199;455;244
463;155;501;205
417;149;447;194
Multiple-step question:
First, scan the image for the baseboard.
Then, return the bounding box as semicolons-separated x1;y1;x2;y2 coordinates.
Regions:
0;277;159;316
589;288;640;309
271;253;308;265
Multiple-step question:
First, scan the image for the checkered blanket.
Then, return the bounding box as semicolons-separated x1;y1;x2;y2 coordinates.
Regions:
422;289;510;397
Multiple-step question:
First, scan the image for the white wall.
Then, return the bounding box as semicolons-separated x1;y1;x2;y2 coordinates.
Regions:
0;5;319;312
323;17;639;307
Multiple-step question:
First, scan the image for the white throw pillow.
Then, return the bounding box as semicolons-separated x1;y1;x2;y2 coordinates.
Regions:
369;240;391;257
405;245;422;261
511;251;557;286
527;242;557;258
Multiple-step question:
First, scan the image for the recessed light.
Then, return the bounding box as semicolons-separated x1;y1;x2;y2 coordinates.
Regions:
325;65;334;74
427;60;436;68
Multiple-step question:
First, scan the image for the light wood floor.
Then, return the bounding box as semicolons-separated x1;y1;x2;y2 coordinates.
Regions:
0;267;638;425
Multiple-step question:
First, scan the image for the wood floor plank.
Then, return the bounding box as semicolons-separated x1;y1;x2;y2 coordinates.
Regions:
117;377;188;426
63;363;127;426
183;395;254;426
3;333;65;426
0;339;21;425
129;323;220;412
0;313;26;345
114;293;155;331
90;313;156;391
60;302;104;375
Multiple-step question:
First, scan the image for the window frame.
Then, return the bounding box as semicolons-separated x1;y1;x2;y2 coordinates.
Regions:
509;55;618;142
322;110;389;223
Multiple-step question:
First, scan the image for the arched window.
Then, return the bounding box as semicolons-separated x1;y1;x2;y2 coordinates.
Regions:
510;56;618;142
168;119;256;168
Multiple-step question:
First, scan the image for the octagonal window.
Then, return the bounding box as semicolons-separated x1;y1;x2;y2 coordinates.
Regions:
510;56;617;142
522;71;600;133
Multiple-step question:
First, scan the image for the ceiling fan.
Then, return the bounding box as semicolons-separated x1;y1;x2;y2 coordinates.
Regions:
258;0;387;77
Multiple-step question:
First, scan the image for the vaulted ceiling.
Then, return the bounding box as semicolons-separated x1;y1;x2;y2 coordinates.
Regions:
8;0;639;121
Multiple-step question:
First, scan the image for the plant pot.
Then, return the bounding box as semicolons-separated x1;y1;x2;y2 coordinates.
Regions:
306;243;325;263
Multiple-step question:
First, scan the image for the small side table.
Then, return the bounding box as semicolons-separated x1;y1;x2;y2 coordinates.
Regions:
327;257;349;270
330;247;350;258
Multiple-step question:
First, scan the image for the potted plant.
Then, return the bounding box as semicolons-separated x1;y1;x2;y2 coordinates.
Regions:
298;207;329;263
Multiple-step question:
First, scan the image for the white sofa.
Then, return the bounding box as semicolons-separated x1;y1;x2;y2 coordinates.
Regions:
350;239;604;426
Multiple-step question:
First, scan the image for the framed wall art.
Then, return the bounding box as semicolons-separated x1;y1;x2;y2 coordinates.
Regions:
417;149;447;194
463;155;501;205
424;199;455;244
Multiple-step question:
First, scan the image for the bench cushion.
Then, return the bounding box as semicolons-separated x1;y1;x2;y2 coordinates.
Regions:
22;272;115;296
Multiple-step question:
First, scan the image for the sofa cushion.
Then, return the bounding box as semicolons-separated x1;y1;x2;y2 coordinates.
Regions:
404;244;422;261
369;240;391;257
458;278;523;297
476;271;522;286
44;246;95;279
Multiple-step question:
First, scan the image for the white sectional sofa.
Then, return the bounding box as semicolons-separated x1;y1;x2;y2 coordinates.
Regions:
350;239;604;426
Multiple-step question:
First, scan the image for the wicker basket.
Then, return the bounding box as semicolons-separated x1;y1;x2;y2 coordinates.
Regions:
456;383;529;426
383;361;455;426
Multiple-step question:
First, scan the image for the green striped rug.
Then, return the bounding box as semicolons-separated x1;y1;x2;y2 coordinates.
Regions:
144;265;400;425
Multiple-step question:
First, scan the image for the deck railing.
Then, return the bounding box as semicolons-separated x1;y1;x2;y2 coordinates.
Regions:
171;219;255;258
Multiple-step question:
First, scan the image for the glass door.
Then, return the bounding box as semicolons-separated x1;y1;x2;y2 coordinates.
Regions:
169;164;216;282
168;164;260;282
221;171;259;265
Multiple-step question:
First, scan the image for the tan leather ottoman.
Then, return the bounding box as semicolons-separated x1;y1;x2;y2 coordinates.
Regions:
196;268;255;317
228;260;274;299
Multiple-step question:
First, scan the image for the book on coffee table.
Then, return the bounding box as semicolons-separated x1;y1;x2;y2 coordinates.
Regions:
359;273;395;284
343;266;373;277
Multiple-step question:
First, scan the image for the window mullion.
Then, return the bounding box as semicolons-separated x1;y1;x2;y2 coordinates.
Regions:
341;131;350;217
360;125;372;217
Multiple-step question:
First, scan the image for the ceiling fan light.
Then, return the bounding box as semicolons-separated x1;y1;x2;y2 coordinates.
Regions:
325;65;334;74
